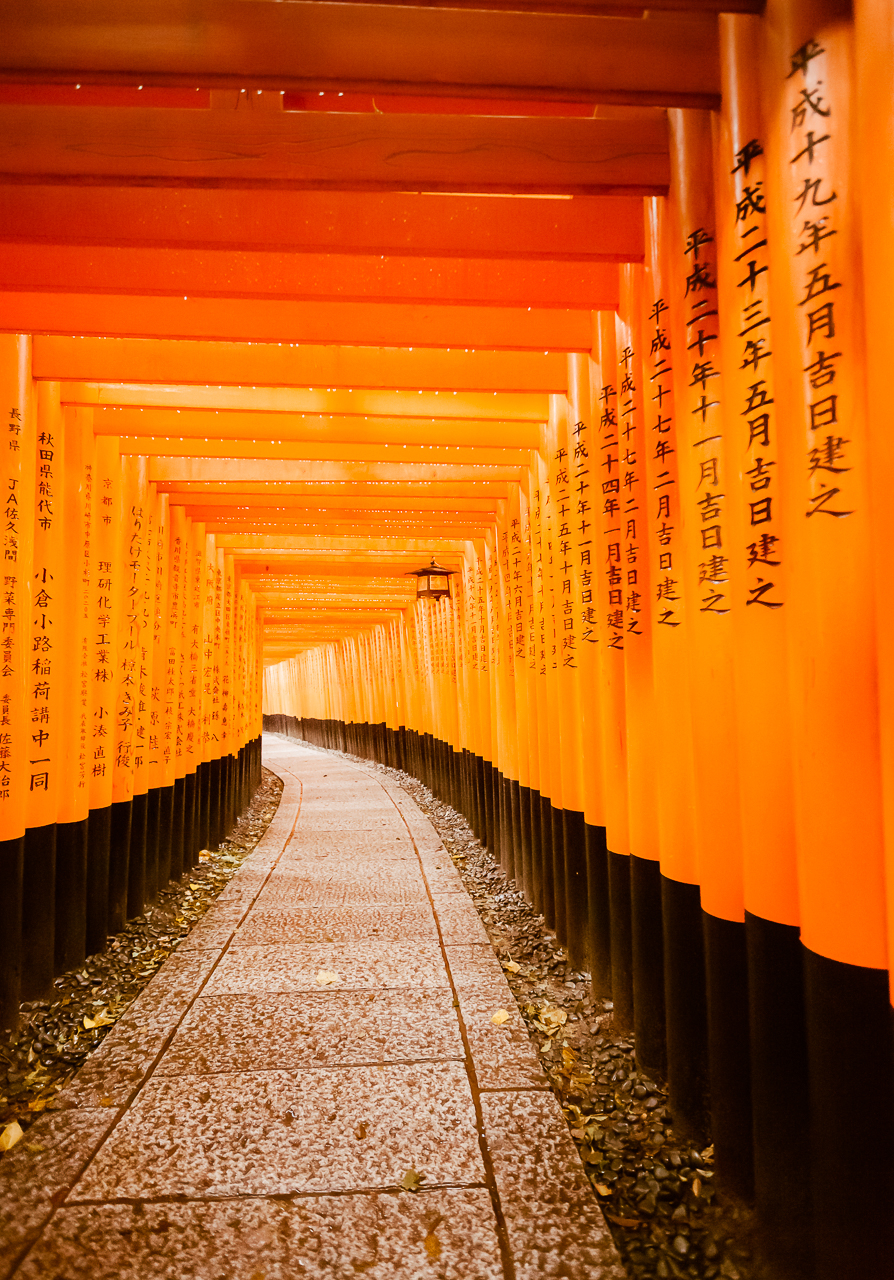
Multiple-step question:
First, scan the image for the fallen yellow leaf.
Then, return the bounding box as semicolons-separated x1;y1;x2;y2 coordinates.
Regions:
83;1009;115;1030
491;1009;511;1025
400;1167;424;1192
0;1121;23;1152
594;1183;612;1196
315;969;342;986
424;1231;442;1260
502;960;521;973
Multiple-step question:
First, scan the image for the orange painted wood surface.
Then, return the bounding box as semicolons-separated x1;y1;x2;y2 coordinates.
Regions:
0;188;644;262
6;294;593;353
0;244;619;310
1;4;720;105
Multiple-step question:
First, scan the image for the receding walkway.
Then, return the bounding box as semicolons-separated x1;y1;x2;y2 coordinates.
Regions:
0;737;624;1280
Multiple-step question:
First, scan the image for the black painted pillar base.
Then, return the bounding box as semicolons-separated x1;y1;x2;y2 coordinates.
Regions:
207;757;222;850
804;947;894;1280
563;808;588;971
703;912;753;1203
127;791;148;920
182;771;196;871
608;850;633;1031
585;822;612;999
539;794;554;926
170;777;185;881
85;806;111;956
0;834;24;1029
144;787;160;905
746;912;812;1280
518;784;533;902
631;854;666;1081
54;817;88;975
156;784;175;889
22;822;56;1001
551;803;566;945
108;799;132;935
509;778;522;890
661;874;710;1145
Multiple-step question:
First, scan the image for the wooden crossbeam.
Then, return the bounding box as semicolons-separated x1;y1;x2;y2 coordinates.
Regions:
92;408;542;448
0;188;644;262
42;342;564;392
118;437;529;465
9;293;592;352
0;107;669;194
1;5;721;106
149;458;522;482
66;381;550;416
0;244;620;309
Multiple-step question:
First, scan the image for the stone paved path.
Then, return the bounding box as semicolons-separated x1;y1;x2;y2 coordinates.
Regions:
0;737;625;1279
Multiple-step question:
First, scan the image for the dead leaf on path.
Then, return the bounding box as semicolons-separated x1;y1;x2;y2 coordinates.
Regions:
83;1009;115;1030
502;960;520;973
491;1009;511;1025
315;969;342;986
24;1143;47;1154
424;1230;442;1260
606;1213;644;1229
400;1167;424;1192
354;1122;368;1140
0;1121;23;1152
594;1183;612;1196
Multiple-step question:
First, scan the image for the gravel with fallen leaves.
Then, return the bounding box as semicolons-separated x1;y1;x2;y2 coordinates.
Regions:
303;741;757;1280
0;769;283;1155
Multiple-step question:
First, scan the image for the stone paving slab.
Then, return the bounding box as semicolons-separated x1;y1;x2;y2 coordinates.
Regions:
15;1189;506;1280
203;938;451;995
74;1061;484;1201
0;736;622;1280
157;989;464;1075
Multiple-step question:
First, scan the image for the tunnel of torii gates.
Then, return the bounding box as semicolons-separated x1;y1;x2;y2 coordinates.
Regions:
2;0;894;1276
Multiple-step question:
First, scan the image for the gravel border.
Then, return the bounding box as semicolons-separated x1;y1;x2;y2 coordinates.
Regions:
0;769;283;1152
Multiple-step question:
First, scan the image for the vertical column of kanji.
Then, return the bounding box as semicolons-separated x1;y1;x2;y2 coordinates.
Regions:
612;285;666;1068
491;518;513;875
474;541;495;853
183;522;205;866
222;553;236;833
504;487;527;894
717;16;808;1270
586;321;624;1004
642;196;708;1143
856;0;894;999
85;436;120;953
450;563;472;827
552;391;591;968
669;107;754;1196
508;484;532;902
149;491;172;891
537;434;564;934
482;536;499;838
197;530;215;854
209;545;226;848
566;356;609;988
22;383;63;998
167;506;187;880
0;337;31;1026
481;534;500;858
54;406;93;974
108;456;142;929
131;474;156;913
764;7;893;1275
528;461;552;920
459;556;481;841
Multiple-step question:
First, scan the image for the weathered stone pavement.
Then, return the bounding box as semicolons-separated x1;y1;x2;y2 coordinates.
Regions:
0;737;625;1279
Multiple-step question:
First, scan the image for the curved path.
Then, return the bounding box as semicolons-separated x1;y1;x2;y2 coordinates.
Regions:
0;737;624;1279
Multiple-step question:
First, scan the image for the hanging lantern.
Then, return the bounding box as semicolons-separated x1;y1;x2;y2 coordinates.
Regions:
408;557;455;601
